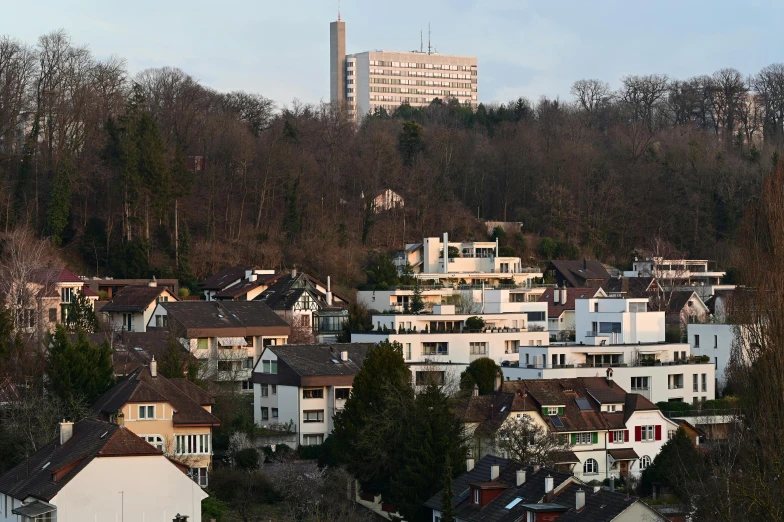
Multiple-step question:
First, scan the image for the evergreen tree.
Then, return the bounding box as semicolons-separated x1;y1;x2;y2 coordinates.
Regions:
411;280;425;314
365;252;399;290
459;358;501;395
399;120;424;166
45;162;72;246
158;334;187;379
332;341;413;496
46;325;114;404
441;455;456;522
65;290;99;333
283;175;301;241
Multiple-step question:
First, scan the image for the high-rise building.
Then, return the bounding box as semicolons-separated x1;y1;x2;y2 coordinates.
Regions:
330;19;478;120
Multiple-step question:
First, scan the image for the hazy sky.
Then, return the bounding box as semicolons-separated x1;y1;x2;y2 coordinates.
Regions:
4;0;783;109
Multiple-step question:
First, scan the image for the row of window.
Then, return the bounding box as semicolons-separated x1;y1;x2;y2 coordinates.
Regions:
583;455;652;475
367;60;475;71
370;86;473;95
300;388;351;400
693;334;719;348
370;77;472;88
175;434;211;455
260;407;278;420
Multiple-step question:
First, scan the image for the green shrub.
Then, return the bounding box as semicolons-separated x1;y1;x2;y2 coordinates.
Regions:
234;447;260;470
464;316;485;331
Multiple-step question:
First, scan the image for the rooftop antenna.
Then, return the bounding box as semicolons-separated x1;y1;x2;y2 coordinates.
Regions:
428;23;432;55
420;30;423;53
338;0;341;21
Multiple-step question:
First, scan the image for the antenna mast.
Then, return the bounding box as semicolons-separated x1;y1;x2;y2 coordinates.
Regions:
338;0;341;21
420;30;423;53
428;23;431;55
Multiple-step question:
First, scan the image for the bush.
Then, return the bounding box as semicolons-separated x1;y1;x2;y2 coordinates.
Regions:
235;447;260;470
498;245;517;257
464;316;485;331
656;401;691;415
178;287;190;297
201;496;229;521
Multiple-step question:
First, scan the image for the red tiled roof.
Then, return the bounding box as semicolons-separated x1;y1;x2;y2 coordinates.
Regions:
29;268;82;284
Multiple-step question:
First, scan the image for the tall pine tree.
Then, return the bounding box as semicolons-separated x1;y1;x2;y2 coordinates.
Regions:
441;455;456;522
46;325;114;405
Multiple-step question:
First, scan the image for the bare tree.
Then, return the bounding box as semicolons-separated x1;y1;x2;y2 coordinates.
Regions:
618;74;670;131
709;68;748;143
495;415;572;467
753;63;784;144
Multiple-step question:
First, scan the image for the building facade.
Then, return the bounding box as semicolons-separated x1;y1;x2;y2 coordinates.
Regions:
330;20;477;120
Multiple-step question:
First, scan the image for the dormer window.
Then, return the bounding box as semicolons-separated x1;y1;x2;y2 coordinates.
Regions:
473;487;480;505
547;407;558;415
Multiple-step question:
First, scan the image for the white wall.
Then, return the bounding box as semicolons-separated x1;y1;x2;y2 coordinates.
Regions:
48;455;206;522
688;323;735;389
575;298;665;345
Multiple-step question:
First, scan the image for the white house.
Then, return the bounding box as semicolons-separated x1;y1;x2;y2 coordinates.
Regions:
623;257;730;299
101;279;178;333
252;343;374;446
687;322;739;391
0;419;206;522
351;306;549;390
507;295;716;404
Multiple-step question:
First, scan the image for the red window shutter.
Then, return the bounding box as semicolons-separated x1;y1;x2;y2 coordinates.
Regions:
624;430;629;442
635;426;642;442
655;425;662;441
609;431;614;443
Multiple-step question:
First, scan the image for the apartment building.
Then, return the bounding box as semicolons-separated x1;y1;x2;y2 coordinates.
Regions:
623;257;730;299
459;377;678;482
330;20;477;120
91;361;220;488
509;296;716;404
0;419;206;522
351;305;549;389
149;301;290;392
253;343;373;446
688;322;741;390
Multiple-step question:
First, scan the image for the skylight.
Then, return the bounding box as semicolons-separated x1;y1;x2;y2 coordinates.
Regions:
506;498;523;509
41;461;51;470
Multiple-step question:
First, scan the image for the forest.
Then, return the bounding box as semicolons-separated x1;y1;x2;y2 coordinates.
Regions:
2;30;783;293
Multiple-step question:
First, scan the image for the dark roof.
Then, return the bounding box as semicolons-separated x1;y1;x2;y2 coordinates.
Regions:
28;268;82;284
268;344;374;377
161;301;289;332
0;419;161;501
101;285;171;313
551;482;652;522
548;260;611;288
75;331;182;376
538;288;603;317
666;290;706;314
214;278;271;299
425;455;574;522
453;393;515;436
604;276;655;297
608;448;639;460
583;377;628;404
256;271;349;311
92;367;219;426
199;265;256;291
623;393;658;423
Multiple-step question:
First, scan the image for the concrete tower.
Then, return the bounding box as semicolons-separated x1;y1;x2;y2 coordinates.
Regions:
330;20;346;105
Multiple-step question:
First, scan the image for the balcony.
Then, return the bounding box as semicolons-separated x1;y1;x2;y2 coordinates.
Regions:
668;384;684;390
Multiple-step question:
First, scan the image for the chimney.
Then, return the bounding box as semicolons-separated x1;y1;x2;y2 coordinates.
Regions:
151;356;157;378
553;289;560;303
291;267;297;279
610;474;615;492
606;367;613;387
490;465;500;481
533;464;540;473
443;232;449;274
494;371;502;392
576;489;585;511
466;458;475;472
472;383;479;397
593;485;601;493
545;475;554;494
340;350;348;362
148;276;157;287
516;469;526;486
560;287;566;305
326;276;333;306
60;421;74;445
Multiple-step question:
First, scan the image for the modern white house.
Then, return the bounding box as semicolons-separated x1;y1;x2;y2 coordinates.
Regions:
252;344;374;446
507;296;716;405
351;306;549;390
539;287;606;337
623;257;730;299
101;279;178;333
0;419;206;522
687;323;738;390
460;377;680;482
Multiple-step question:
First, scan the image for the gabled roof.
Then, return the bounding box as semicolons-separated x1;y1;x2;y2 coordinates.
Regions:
28;268;82;284
604;276;655;297
265;344;373;377
453;393;515;436
623;392;659;423
160;301;289;335
256;271;350;311
548;260;611;288
101;285;172;313
550;482;657;522
0;419;161;502
81;331;191;376
198;265;257;291
666;290;707;314
538;288;604;317
92;366;219;426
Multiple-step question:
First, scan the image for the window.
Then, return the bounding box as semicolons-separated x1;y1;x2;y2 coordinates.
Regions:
155;314;168;327
336;388;351;400
304;410;324;422
272;385;277;395
48;308;57;322
405;343;412;360
61;287;74;303
261;407;269;420
188;467;209;487
469;342;487;355
547;407;559;415
242;379;253;391
197;338;208;350
640;455;652;470
474;488;480;505
593;303;599;312
701;373;707;392
694;335;700;348
641;425;655;441
303;388;324;399
243;357;254;370
599;322;622;333
583;458;598;475
124;313;132;331
714;335;718;348
156;295;169;303
261;385;269;397
138;405;155;419
526;311;545;322
272;408;278;418
261;360;278;374
302;434;324;446
422;342;448;355
631;377;649;391
175;434;211;455
693;374;698;392
142;435;164;451
574;432;593;445
612;430;625;443
629;302;647;313
415;371;445;386
217;360;238;372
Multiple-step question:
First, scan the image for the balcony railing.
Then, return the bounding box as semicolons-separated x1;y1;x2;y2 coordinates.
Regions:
662;408;741;418
357;327;527;335
668;384;684;390
515;361;714;370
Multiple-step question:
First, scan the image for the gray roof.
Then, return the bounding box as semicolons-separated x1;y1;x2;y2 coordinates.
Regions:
267;344;374;377
161;301;289;330
101;285;170;313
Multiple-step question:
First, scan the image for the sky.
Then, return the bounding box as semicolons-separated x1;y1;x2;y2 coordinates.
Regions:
3;0;784;109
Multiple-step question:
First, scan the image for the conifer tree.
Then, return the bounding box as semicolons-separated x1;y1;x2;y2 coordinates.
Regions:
46;325;114;404
441;455;456;522
411;279;425;314
65;290;99;333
